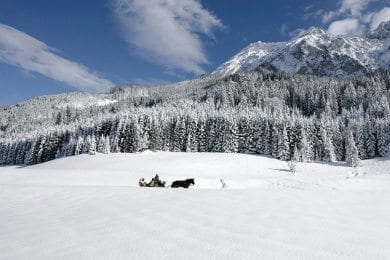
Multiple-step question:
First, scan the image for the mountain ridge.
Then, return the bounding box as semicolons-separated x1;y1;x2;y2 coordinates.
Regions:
213;21;390;77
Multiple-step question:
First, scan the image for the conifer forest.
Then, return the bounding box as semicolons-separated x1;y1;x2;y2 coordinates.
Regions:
1;70;389;166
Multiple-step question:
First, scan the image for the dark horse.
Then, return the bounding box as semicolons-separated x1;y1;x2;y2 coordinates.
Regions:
170;178;195;188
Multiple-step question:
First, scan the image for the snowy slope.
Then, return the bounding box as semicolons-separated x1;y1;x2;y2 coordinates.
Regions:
213;22;390;77
1;152;390;259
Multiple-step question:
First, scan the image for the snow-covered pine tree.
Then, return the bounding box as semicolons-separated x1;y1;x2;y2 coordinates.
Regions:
97;135;105;154
254;118;264;154
377;120;390;157
277;126;290;161
355;121;366;159
222;118;238;153
89;133;97;155
300;128;313;162
36;136;47;164
172;117;186;152
149;119;163;151
365;115;376;158
24;140;37;165
321;128;336;162
263;120;272;155
345;129;359;168
271;124;279;158
82;135;91;154
185;117;198;152
197;119;208;152
104;136;111;154
75;135;84;155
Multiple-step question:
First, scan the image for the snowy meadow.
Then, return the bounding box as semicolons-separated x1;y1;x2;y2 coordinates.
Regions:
1;152;389;259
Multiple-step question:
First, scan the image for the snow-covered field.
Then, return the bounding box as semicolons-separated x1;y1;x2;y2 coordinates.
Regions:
1;152;390;259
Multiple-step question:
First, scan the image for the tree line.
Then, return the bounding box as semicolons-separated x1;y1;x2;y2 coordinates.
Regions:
0;69;389;166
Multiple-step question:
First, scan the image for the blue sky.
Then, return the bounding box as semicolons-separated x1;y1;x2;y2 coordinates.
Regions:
0;0;389;105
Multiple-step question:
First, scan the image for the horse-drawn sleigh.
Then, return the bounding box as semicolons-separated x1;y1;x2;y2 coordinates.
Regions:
139;174;195;188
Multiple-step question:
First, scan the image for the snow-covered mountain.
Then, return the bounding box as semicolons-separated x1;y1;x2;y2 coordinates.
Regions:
213;21;390;77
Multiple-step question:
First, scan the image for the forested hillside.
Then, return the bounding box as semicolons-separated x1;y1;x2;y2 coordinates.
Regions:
1;69;390;165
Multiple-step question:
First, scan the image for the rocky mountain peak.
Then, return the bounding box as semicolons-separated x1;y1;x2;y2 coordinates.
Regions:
367;21;390;40
213;25;389;78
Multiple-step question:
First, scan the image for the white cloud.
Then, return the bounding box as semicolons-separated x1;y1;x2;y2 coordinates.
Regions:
339;0;371;17
322;0;371;22
0;24;114;92
322;0;389;35
111;0;223;75
370;7;390;30
328;18;363;35
322;11;337;23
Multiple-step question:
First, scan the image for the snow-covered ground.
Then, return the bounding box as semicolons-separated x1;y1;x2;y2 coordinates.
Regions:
1;152;390;259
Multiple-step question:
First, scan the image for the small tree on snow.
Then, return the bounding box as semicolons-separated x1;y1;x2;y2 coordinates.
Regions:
287;160;297;173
